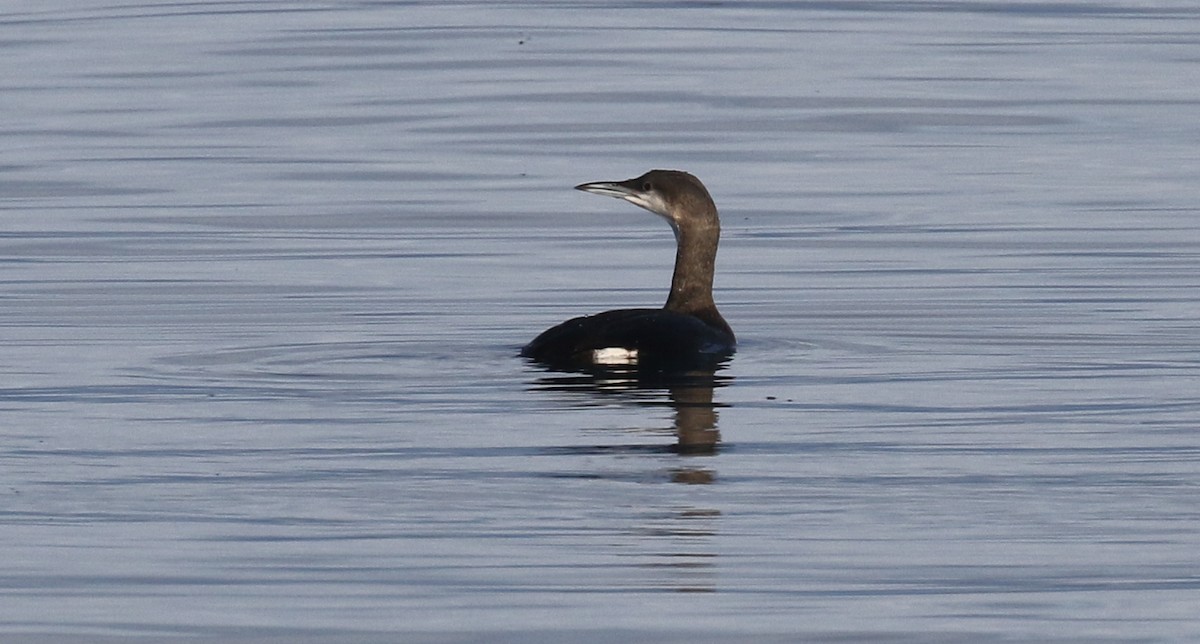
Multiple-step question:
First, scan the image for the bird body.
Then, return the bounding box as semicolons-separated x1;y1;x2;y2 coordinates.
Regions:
522;170;735;369
523;308;732;367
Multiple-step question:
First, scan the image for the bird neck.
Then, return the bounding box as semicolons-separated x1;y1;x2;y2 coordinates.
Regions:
664;221;730;335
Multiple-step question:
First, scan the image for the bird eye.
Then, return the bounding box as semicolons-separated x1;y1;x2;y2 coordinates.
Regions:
641;182;653;191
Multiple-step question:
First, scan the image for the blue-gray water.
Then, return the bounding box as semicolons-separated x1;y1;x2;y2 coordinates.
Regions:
3;2;1199;642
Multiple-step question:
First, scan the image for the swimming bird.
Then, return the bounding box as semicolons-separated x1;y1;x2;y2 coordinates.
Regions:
522;170;735;368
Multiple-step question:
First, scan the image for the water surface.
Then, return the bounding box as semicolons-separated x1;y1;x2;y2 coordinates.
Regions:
3;1;1199;642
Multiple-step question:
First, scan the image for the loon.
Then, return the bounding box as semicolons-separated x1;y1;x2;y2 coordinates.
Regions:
522;170;735;368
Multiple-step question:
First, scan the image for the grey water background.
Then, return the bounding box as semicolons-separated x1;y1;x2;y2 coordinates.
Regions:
3;1;1199;641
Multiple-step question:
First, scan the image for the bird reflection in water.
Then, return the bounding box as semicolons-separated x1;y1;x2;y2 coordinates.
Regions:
525;362;730;592
527;361;732;476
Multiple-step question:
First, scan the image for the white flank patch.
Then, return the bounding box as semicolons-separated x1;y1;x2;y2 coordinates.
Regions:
591;347;639;365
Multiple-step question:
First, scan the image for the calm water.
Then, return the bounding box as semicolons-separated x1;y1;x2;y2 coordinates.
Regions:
3;1;1199;642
